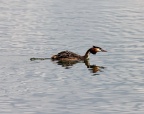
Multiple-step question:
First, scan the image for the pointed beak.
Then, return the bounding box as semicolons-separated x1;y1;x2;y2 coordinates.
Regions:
101;49;107;52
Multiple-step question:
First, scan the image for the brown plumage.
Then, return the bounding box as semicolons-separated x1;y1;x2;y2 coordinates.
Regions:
51;46;107;61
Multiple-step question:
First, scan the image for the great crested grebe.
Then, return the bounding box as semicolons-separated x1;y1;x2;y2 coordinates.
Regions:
51;46;107;61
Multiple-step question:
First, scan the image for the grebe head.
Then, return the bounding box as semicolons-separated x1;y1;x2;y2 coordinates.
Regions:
89;46;107;54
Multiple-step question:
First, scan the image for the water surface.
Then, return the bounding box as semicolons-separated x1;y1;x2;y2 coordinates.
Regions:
0;0;144;114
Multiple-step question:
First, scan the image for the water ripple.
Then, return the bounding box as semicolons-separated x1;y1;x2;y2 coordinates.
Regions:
0;0;144;114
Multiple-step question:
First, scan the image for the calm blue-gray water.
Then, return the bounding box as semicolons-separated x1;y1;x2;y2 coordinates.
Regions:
0;0;144;114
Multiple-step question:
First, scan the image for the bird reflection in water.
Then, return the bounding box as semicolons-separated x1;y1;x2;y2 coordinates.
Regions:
30;58;105;74
56;60;80;69
53;59;105;74
84;60;105;74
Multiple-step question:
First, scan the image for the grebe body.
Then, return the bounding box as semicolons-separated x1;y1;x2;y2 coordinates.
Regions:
51;46;106;61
